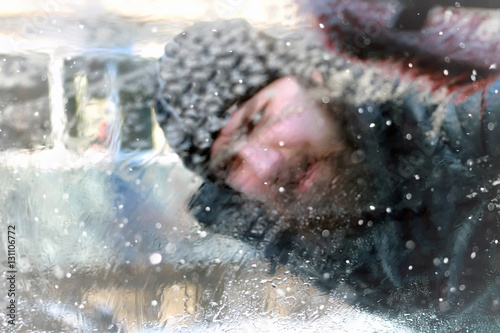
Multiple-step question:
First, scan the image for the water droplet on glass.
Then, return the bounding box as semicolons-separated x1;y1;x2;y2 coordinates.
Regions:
165;243;176;254
149;253;162;265
406;240;416;250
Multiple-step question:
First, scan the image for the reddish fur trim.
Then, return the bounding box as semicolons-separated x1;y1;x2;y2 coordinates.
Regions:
307;0;500;94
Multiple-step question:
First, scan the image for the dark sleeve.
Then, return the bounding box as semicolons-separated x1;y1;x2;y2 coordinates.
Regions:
188;181;278;245
188;181;239;227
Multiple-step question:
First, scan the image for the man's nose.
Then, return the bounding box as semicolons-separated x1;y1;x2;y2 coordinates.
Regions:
238;144;283;182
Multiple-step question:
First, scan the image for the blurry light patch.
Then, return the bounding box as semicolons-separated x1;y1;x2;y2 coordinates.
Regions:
149;252;163;265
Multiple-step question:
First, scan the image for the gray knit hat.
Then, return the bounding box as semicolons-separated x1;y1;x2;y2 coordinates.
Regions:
155;19;341;177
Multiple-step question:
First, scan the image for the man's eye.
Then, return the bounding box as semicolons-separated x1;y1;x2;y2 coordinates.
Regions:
248;108;265;132
216;155;241;179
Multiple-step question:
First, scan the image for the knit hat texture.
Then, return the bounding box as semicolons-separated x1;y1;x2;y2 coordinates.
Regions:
155;19;340;177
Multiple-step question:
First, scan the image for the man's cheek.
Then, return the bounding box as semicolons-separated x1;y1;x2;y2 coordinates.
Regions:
261;118;308;148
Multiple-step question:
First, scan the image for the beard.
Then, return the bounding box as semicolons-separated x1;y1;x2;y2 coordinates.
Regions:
252;148;380;233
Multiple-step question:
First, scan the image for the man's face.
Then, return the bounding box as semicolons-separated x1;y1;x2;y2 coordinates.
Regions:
210;76;345;208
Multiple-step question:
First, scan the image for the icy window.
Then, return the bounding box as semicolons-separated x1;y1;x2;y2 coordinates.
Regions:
1;1;500;332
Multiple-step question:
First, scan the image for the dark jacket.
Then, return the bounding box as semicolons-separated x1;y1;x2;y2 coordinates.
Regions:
189;74;500;326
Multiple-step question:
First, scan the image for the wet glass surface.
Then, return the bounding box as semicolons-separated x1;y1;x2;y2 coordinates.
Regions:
1;1;499;332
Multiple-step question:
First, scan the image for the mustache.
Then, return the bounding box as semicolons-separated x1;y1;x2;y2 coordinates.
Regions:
210;145;314;190
273;160;313;188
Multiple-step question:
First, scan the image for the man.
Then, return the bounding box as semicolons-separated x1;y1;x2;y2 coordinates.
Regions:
155;19;500;326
